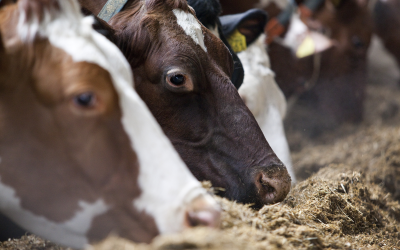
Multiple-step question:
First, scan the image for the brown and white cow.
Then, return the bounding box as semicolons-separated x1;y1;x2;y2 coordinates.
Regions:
0;0;220;248
78;0;292;208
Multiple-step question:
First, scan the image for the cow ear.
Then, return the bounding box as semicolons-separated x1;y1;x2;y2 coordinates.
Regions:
237;15;267;46
221;9;268;47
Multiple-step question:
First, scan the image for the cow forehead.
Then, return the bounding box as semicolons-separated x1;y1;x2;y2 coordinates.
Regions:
172;9;207;52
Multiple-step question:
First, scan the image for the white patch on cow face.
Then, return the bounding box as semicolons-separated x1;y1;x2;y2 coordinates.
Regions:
208;23;220;39
14;0;216;238
281;13;308;51
237;34;296;182
0;178;108;249
257;0;290;10
17;0;83;42
173;9;207;52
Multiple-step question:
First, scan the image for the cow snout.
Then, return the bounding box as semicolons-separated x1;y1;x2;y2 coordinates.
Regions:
254;164;291;205
184;194;221;228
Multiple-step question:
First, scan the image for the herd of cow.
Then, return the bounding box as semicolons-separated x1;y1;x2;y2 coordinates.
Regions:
0;0;399;248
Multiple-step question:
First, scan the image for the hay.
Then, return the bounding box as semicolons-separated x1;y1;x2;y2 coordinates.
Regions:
0;234;70;250
85;164;400;250
3;163;399;249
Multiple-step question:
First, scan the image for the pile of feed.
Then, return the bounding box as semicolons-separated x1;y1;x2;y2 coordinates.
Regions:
89;165;400;249
2;164;399;249
1;36;400;250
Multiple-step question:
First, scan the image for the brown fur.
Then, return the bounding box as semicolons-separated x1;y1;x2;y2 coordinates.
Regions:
0;0;15;9
374;0;400;72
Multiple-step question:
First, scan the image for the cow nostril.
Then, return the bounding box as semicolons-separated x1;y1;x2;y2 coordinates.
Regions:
261;181;275;194
254;166;291;205
256;172;278;203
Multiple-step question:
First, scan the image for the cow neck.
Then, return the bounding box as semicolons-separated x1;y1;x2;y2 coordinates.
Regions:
97;0;129;22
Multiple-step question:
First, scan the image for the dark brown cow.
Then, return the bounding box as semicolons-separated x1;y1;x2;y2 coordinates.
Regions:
79;0;291;208
276;0;373;135
374;0;400;77
0;0;220;247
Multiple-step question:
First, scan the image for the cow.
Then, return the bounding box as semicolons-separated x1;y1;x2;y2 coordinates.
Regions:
276;0;373;135
187;0;296;182
374;0;400;80
220;0;373;135
0;0;220;247
218;8;296;182
78;0;292;208
237;35;295;183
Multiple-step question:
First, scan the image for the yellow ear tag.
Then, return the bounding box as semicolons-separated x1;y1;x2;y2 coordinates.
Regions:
227;29;247;53
296;35;315;58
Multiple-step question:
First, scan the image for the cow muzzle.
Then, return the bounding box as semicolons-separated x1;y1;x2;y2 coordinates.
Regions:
254;164;291;205
184;194;221;228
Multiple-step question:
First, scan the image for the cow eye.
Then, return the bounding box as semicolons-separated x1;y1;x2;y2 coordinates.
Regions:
165;69;194;92
74;92;96;108
168;74;186;86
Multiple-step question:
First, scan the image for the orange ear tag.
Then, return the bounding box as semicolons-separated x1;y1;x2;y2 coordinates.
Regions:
227;29;247;53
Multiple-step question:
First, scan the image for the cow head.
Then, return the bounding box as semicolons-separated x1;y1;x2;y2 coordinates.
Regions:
296;0;372;132
0;0;220;248
100;0;291;208
215;8;295;182
374;0;400;70
270;0;373;135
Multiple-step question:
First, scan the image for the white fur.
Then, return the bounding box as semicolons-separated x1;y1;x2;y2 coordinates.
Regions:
281;13;307;51
173;9;207;52
257;0;290;9
208;23;220;39
13;0;216;246
0;178;108;249
238;34;296;182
